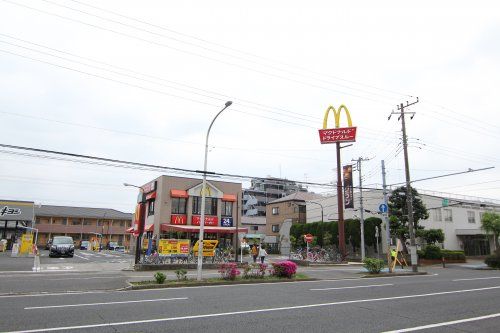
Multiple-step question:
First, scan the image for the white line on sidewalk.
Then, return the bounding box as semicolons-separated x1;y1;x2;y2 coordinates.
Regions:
310;283;393;291
452;277;500;282
5;286;500;332
381;312;500;332
24;297;188;310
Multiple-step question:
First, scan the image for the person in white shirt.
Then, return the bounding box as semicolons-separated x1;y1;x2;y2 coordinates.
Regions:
258;245;268;264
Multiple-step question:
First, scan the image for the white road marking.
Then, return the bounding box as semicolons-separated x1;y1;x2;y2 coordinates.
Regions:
49;276;118;281
453;277;500;282
0;291;108;298
382;312;500;332
310;283;393;291
5;286;500;332
73;254;89;261
24;297;188;310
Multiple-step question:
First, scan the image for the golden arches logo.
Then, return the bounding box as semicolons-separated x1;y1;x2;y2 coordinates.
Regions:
199;186;212;197
322;105;352;129
173;215;184;224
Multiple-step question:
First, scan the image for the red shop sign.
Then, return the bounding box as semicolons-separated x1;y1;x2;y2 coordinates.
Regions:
192;215;218;226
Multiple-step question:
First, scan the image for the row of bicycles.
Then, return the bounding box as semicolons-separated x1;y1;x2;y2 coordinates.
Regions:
140;247;234;265
289;246;348;263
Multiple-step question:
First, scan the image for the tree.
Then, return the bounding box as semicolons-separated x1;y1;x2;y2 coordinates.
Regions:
417;229;445;245
388;186;429;249
481;212;500;250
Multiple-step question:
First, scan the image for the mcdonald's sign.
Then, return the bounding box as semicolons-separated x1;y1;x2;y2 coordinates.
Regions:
170;214;187;225
318;105;357;144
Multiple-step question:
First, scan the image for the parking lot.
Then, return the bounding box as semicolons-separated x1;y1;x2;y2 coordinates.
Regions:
0;249;134;272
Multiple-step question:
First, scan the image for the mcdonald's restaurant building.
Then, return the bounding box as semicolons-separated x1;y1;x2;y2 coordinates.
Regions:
132;176;246;247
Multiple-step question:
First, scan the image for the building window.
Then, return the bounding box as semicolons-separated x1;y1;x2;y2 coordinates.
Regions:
251;226;258;231
467;211;476;224
119;221;125;227
70;218;81;226
172;197;187;214
444;209;453;222
272;224;280;233
272;207;279;215
434;209;442;221
148;200;155;216
479;212;485;222
222;201;233;217
192;197;217;215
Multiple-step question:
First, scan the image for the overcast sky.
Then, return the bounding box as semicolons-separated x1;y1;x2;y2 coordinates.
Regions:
0;0;499;212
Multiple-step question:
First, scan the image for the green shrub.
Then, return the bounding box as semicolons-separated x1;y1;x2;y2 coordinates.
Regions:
441;250;466;261
175;268;187;281
154;272;166;284
422;245;442;259
485;249;500;269
363;258;385;274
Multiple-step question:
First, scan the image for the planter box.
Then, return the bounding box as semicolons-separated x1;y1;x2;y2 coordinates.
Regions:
134;262;249;271
418;258;466;266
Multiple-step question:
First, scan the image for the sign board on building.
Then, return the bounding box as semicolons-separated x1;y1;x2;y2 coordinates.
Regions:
221;217;233;227
192;215;218;226
141;181;157;194
0;200;34;221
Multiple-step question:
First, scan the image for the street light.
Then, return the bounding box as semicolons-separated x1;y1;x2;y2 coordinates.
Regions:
124;182;145;265
197;101;232;281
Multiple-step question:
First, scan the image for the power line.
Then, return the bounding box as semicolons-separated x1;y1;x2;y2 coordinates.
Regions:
2;0;398;105
67;0;413;98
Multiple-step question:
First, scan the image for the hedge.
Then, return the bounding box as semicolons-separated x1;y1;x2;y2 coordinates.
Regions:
418;246;465;260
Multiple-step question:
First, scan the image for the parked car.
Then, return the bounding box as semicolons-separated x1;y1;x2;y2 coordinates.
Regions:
80;240;90;250
49;236;75;258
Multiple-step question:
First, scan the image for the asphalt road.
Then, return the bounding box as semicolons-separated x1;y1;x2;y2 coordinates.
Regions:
0;267;498;333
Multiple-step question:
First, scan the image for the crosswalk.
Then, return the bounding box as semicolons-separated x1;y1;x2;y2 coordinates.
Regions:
75;251;132;263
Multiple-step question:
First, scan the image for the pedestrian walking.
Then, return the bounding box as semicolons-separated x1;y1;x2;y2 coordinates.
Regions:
251;244;258;263
259;245;267;264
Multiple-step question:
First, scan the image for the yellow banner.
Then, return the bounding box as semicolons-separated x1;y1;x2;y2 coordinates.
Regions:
19;233;33;255
193;240;218;257
158;239;190;255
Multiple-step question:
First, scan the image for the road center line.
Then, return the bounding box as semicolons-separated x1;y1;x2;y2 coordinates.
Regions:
310;283;393;291
24;297;188;310
7;286;500;333
381;312;500;332
452;277;500;282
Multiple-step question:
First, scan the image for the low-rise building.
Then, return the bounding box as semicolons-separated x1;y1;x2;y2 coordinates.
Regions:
35;205;132;248
266;192;323;237
134;176;246;248
306;189;500;256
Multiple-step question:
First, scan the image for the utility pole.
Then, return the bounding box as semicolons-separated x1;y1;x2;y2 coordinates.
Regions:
352;157;370;261
381;160;392;272
389;98;419;272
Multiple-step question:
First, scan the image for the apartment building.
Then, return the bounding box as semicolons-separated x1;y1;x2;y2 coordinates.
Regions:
243;177;308;216
35;205;132;247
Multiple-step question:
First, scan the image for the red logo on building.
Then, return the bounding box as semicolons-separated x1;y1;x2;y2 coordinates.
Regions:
170;215;187;225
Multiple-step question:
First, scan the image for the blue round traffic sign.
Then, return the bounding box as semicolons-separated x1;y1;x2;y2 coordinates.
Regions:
379;203;388;213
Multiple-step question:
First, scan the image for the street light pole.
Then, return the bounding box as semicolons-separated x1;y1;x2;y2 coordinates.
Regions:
197;101;232;281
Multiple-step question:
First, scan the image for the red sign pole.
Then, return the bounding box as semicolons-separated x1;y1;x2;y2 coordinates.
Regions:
336;142;346;258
